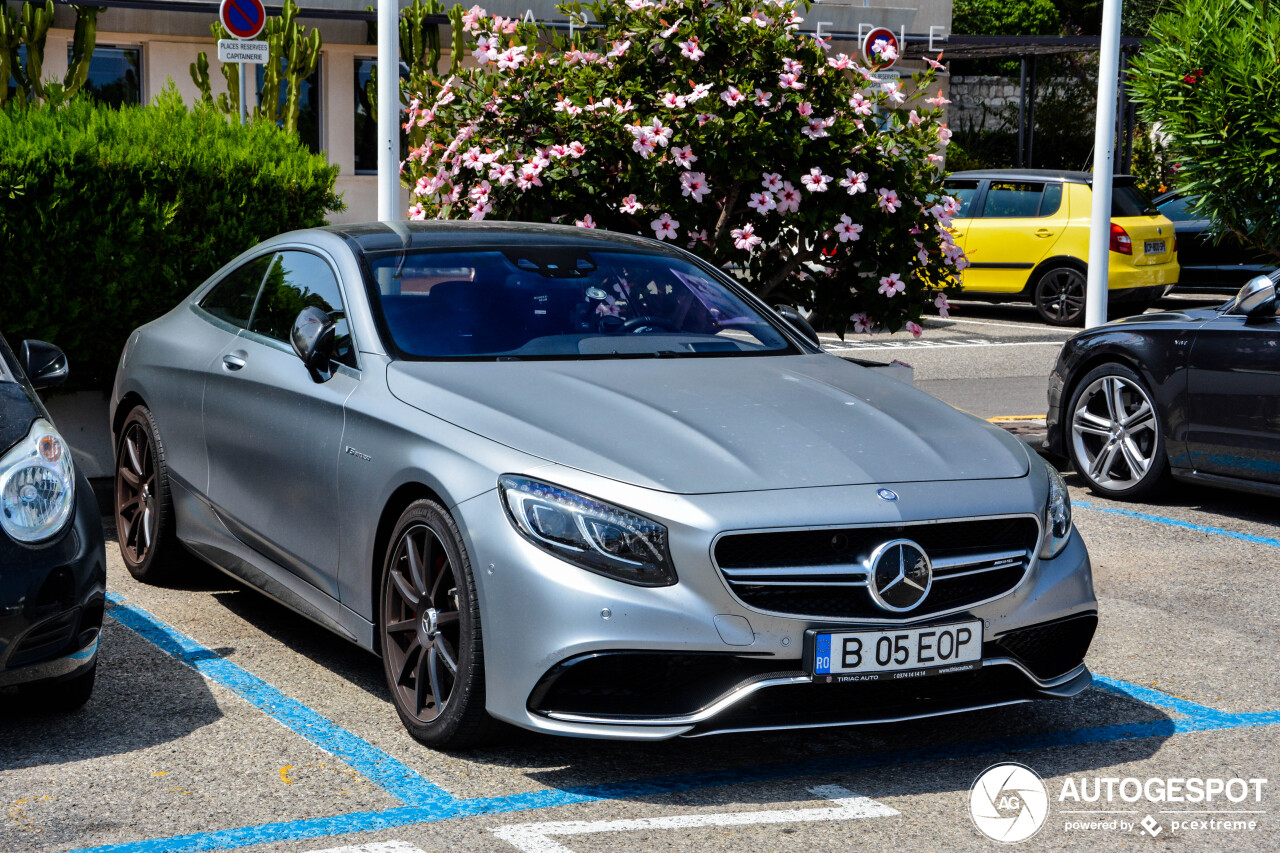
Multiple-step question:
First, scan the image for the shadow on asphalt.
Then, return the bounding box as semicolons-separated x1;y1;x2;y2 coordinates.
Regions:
1062;471;1280;530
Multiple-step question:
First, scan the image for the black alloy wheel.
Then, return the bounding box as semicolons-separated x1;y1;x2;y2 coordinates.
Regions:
379;499;497;748
115;406;179;583
1034;266;1088;326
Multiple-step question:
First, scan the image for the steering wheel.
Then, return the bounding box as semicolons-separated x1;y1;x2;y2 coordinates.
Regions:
619;316;680;333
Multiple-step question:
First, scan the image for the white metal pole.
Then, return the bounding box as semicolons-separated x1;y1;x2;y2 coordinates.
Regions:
1084;0;1124;328
377;0;399;222
238;62;246;125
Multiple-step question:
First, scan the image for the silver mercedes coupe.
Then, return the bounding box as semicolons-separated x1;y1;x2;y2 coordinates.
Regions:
111;222;1096;747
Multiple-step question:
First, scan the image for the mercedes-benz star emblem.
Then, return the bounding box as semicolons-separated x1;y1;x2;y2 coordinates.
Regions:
866;539;932;612
876;488;899;502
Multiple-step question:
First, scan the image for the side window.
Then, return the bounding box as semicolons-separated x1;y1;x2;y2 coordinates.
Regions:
982;182;1046;219
200;256;272;329
944;180;981;218
249;251;357;368
1040;183;1063;217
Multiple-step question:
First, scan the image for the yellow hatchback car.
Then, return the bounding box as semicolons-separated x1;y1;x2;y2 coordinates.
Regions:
943;170;1179;325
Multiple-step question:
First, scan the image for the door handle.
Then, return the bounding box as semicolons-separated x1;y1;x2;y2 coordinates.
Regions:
222;353;247;371
1035;229;1054;238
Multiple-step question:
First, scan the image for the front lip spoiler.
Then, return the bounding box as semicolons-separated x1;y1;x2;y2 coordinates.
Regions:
541;658;1091;728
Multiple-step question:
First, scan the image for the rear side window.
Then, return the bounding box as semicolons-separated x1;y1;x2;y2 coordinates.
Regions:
1112;185;1156;217
944;180;980;217
200;256;272;328
249;251;356;368
981;182;1047;218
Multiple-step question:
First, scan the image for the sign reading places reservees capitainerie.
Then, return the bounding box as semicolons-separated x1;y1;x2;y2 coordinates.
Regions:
217;39;270;63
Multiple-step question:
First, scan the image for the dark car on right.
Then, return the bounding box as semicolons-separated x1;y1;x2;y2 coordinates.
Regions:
1154;192;1278;293
1046;271;1280;500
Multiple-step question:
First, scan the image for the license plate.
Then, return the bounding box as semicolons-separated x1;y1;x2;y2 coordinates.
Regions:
1144;240;1166;255
811;621;982;682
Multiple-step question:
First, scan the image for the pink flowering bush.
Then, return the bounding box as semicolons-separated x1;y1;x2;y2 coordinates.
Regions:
401;0;964;334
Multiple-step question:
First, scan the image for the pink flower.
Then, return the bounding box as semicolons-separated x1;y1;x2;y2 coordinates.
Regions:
781;57;803;75
567;140;587;158
661;91;688;109
908;110;922;126
776;181;801;214
882;81;906;105
620;194;642;214
672;145;697;168
924;54;946;70
687;82;712;102
660;18;683;38
695;112;717;126
720;86;744;106
801;118;831;140
632;133;658;158
686;228;709;248
651;213;680;240
850;312;872;333
731;223;761;251
748;190;776;214
489;162;515;185
761;172;783;192
468;180;493;202
554;96;583;116
495;46;528;70
800;167;831;192
878;273;905;297
839;169;868;195
906;321;923;338
680;171;710;202
797;101;813;117
608;39;631;58
935;292;951;318
468;201;492;221
925;90;951;107
848;92;873;116
576;214;597;228
877;188;902;212
461;4;485;32
473;35;497;64
407;203;426;220
828;53;854;70
753;89;773;107
680;38;704;61
938;125;953;146
778;72;804;90
834;214;862;242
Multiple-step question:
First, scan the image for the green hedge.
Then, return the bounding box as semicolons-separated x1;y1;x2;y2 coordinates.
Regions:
0;87;344;392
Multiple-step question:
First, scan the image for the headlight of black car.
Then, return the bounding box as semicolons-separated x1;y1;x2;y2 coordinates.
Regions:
499;475;676;586
0;418;76;544
1040;459;1072;560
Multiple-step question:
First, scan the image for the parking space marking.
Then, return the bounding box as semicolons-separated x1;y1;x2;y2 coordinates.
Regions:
103;593;452;809
489;785;898;853
1075;501;1280;548
824;339;1064;352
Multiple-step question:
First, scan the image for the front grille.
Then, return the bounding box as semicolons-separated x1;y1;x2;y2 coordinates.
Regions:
714;516;1040;620
992;613;1098;680
8;608;81;668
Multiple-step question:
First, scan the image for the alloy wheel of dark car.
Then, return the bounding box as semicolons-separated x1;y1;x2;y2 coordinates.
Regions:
1034;266;1088;326
380;499;496;747
115;406;180;583
1067;363;1168;499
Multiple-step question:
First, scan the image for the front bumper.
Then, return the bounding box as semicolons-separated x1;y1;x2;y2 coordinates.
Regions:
0;473;106;689
457;471;1097;740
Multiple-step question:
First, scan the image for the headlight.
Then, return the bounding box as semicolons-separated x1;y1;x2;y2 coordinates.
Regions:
499;475;676;586
1040;459;1072;559
0;419;76;544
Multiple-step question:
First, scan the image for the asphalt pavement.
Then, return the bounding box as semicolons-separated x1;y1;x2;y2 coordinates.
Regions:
4;292;1277;853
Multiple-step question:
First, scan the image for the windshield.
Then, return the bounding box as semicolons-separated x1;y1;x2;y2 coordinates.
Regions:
365;248;795;359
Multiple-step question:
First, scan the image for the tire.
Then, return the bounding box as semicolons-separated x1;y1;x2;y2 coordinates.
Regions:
1065;363;1168;500
25;662;96;712
115;405;181;583
379;499;498;749
1033;266;1088;326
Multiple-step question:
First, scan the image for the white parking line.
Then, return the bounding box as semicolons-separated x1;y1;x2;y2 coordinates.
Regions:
490;785;899;853
304;843;427;853
824;339;1064;352
941;316;1077;334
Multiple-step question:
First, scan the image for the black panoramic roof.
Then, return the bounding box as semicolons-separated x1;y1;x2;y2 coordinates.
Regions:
946;169;1136;185
324;220;672;256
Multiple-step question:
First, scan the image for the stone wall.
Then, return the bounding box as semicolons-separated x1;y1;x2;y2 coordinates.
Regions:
947;75;1021;132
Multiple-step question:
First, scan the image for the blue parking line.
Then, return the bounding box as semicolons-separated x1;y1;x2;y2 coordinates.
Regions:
90;594;1280;853
1074;500;1280;548
104;593;452;809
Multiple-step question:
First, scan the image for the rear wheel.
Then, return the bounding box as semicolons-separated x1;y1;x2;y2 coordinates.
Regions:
379;499;498;748
1066;363;1168;499
1033;266;1087;326
115;406;181;583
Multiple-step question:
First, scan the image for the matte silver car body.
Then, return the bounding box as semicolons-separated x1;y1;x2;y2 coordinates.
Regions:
112;222;1096;740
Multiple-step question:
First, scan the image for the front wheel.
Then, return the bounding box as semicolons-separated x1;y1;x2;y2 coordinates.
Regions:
115;406;181;583
1033;266;1088;326
1066;363;1168;499
379;499;497;749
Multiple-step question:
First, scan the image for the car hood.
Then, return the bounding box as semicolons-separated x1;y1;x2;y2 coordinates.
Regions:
387;354;1029;494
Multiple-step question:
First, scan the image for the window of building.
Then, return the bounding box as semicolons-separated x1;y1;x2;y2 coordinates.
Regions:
354;58;377;174
76;44;142;108
256;62;322;154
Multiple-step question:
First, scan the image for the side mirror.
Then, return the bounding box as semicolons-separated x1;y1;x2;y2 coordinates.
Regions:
19;340;69;390
1232;275;1277;319
290;307;337;382
773;304;821;347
